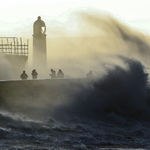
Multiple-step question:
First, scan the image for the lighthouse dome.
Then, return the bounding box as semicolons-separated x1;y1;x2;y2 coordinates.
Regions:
33;16;46;35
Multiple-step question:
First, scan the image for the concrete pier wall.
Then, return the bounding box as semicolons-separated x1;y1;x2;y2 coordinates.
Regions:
0;78;94;119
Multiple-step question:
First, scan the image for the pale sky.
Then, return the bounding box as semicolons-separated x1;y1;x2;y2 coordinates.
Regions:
0;0;150;36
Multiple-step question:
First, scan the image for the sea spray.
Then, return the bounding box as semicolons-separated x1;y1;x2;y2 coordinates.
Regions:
47;12;150;78
0;12;150;149
51;57;150;122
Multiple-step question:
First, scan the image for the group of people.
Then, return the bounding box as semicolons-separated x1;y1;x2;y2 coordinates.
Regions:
20;69;38;80
49;69;64;78
20;69;65;80
20;69;93;80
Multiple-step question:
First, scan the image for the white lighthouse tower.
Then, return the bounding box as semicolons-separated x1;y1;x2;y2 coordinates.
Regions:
33;16;47;76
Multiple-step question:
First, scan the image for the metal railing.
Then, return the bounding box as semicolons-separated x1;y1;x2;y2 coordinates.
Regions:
0;37;28;56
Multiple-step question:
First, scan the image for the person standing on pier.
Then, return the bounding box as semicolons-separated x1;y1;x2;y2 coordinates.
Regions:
50;69;56;78
31;69;38;79
57;69;64;78
20;71;28;80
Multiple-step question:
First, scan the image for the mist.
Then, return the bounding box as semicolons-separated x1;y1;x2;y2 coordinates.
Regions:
0;54;14;80
1;11;150;121
51;57;150;122
1;11;150;79
1;10;150;150
44;12;150;78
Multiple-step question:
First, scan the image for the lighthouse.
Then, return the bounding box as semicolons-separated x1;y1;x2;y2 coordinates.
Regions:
33;16;47;76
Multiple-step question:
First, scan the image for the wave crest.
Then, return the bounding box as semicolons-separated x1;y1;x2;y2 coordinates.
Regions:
52;58;150;122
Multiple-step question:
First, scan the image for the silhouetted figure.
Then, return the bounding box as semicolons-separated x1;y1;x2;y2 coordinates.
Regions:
20;71;28;80
50;69;56;78
57;69;64;78
86;71;93;78
31;69;38;79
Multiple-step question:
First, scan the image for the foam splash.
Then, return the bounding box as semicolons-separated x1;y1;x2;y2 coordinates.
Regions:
51;57;150;122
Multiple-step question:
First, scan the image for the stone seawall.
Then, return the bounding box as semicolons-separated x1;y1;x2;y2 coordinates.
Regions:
0;78;94;119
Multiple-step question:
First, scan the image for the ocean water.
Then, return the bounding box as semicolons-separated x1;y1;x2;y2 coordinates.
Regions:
0;58;150;149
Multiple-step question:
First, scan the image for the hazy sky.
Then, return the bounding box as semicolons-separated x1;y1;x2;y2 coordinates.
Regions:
1;0;150;36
